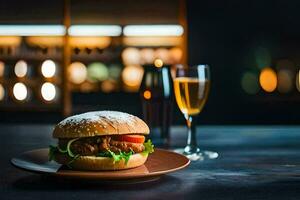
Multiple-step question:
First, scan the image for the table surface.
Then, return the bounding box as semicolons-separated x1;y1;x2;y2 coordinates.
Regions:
1;125;300;200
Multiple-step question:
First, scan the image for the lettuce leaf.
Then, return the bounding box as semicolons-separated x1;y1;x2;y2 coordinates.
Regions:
57;146;68;153
48;145;57;161
142;139;154;156
48;138;80;168
48;138;155;167
96;139;154;163
97;151;112;157
119;151;134;164
97;150;134;164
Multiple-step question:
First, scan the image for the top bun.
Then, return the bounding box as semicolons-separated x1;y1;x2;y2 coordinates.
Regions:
53;111;149;138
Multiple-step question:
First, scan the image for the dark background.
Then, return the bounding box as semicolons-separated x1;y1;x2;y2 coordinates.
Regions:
1;0;300;125
188;0;300;125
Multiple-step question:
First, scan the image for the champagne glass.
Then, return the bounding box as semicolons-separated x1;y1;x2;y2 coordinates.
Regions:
173;64;218;161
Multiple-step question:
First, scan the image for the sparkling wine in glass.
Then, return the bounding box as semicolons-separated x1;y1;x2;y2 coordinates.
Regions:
173;64;218;161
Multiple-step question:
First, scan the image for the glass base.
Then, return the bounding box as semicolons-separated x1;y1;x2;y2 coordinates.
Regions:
174;148;219;161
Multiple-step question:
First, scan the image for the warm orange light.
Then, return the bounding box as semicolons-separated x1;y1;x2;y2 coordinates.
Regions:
122;65;144;87
277;69;293;93
123;36;182;46
26;36;111;49
13;82;28;101
154;59;163;68
101;79;117;93
259;67;277;92
140;48;155;64
14;60;28;78
0;61;5;77
70;37;111;49
155;48;170;64
69;62;87;84
0;84;5;101
122;48;141;65
41;82;57;101
169;47;183;64
296;70;300;92
0;36;21;46
26;36;63;47
41;60;56;78
143;90;151;99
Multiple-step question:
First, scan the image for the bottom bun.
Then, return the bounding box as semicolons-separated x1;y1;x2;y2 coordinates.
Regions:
54;152;148;171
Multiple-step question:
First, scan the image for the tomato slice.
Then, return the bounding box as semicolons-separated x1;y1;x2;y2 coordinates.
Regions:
115;135;145;143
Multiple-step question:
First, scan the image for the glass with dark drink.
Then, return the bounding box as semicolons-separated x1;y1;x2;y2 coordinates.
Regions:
140;62;173;145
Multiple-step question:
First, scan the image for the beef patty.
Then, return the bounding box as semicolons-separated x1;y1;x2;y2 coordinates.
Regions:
58;136;145;156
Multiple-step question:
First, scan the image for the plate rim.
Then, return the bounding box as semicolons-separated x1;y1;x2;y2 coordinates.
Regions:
11;148;190;180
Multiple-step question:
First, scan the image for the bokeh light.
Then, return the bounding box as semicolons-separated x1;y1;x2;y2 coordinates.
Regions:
154;59;163;68
101;79;117;93
108;64;122;80
296;70;300;92
14;60;28;78
13;82;28;101
255;47;271;69
87;62;109;82
80;82;94;92
68;25;122;36
123;25;184;36
123;36;182;46
0;61;5;77
140;48;155;64
69;36;111;49
0;36;21;46
275;59;294;70
122;47;140;65
277;69;293;93
41;59;56;78
0;84;5;101
26;36;63;47
41;82;56;101
122;65;144;87
69;62;87;84
259;67;277;92
241;72;259;94
143;90;151;100
169;47;183;64
155;48;170;64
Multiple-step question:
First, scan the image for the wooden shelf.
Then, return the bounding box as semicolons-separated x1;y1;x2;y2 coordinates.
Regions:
0;0;187;116
0;102;61;112
0;54;62;61
0;77;62;85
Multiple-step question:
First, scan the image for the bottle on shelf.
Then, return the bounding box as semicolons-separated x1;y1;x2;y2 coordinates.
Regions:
139;61;173;146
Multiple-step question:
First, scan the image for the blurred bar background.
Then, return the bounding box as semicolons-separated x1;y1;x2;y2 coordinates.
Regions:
0;0;300;124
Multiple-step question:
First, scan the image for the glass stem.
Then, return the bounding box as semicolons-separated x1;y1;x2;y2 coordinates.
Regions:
184;115;200;154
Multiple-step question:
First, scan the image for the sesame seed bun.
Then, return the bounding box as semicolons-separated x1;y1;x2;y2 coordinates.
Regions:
54;152;148;171
53;111;150;138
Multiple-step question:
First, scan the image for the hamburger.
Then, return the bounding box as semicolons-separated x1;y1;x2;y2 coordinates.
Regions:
49;111;154;171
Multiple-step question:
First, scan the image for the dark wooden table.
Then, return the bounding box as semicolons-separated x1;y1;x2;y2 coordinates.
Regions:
1;125;300;200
